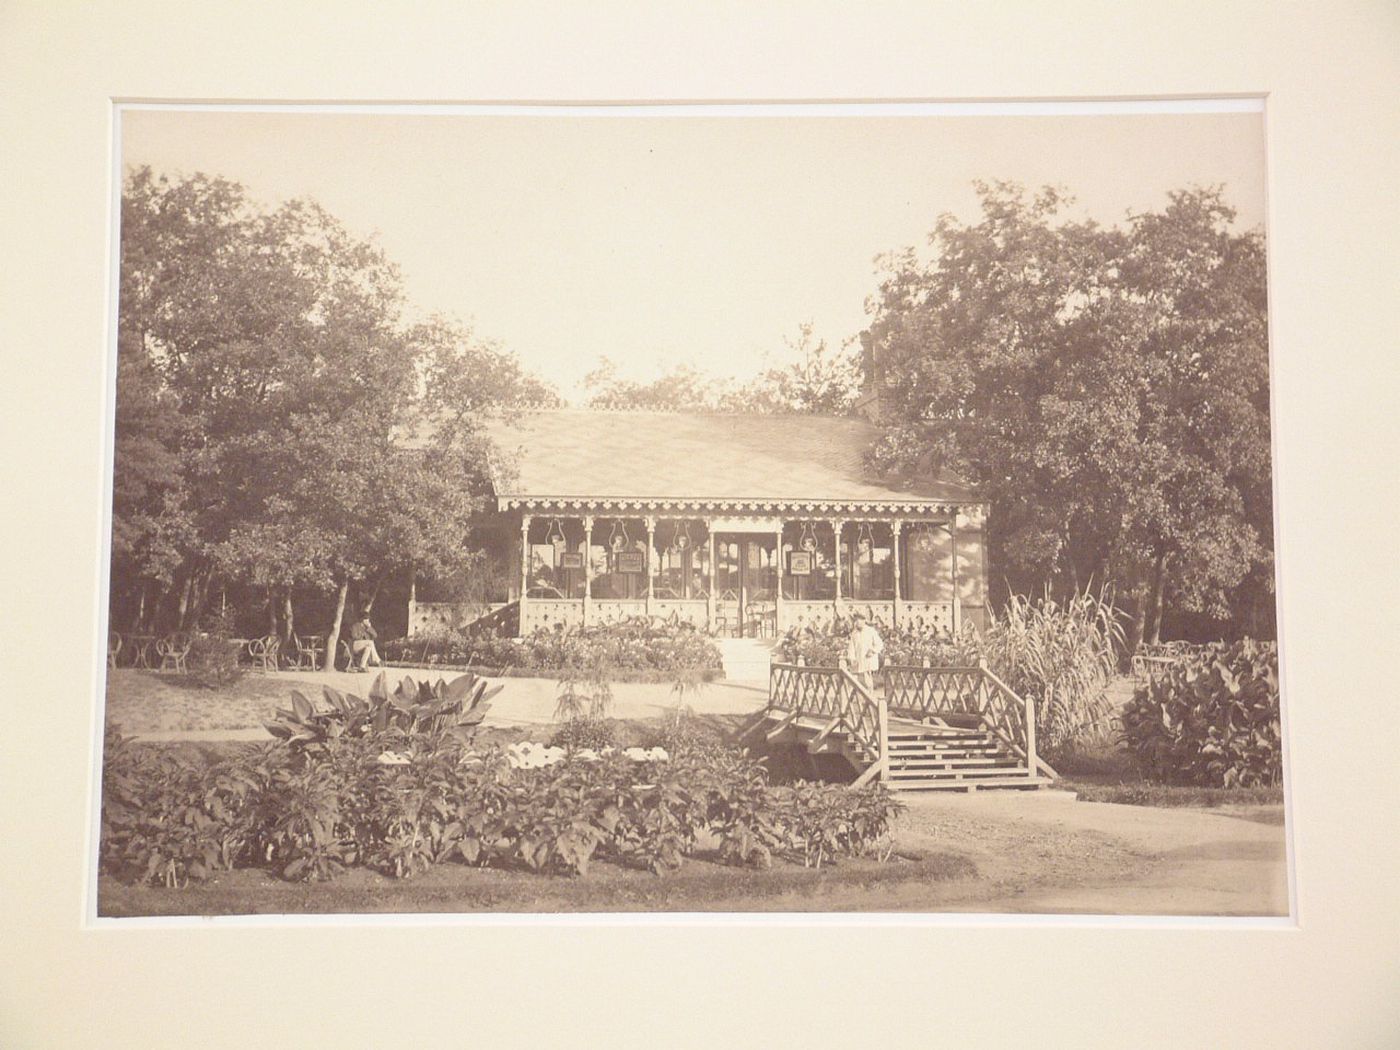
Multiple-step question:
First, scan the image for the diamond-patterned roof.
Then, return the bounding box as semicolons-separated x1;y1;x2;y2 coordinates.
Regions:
482;409;978;508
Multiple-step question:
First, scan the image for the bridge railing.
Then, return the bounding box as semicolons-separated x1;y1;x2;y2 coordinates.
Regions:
768;663;886;777
770;658;1052;781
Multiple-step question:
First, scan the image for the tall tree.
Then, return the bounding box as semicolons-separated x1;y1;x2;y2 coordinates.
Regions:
862;181;1271;642
114;169;556;656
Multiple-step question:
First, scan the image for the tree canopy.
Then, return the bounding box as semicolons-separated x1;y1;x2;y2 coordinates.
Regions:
861;182;1273;642
582;323;863;415
114;168;556;654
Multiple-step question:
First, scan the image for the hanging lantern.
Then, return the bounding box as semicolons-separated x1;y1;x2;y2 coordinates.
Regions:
857;522;875;557
799;521;818;553
545;518;566;552
670;520;692;553
608;520;630;553
913;526;936;553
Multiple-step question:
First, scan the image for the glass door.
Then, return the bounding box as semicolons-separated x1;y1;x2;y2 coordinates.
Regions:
713;534;777;636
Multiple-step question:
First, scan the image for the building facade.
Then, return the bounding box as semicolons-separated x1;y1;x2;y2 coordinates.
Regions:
411;409;988;639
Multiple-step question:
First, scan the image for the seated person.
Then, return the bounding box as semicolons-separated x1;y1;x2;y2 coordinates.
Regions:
349;612;381;671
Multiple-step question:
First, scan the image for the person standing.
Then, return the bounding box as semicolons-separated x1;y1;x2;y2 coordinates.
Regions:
349;611;381;671
841;609;884;692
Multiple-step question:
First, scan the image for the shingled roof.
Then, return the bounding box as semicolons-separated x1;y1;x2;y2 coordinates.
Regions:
483;409;979;511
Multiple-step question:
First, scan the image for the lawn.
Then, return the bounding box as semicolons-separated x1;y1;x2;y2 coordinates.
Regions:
104;669;296;733
98;848;977;916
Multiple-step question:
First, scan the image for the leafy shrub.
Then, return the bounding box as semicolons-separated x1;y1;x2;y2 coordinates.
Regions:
264;671;499;754
383;616;723;676
776;617;978;668
549;717;618;752
1120;639;1281;787
187;609;245;688
100;726;263;887
101;700;906;886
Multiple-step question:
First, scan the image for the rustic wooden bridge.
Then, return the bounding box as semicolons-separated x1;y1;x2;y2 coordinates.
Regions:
759;660;1058;791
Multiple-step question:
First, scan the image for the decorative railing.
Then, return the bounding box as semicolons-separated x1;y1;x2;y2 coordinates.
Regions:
769;659;1049;781
768;663;885;767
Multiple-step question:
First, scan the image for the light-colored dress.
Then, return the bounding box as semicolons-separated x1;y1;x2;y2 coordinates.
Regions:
843;624;885;675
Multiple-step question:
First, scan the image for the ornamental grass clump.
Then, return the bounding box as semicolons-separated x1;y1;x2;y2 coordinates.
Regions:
1120;640;1281;787
979;590;1124;757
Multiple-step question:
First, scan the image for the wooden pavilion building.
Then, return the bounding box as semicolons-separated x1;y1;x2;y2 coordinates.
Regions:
412;409;989;640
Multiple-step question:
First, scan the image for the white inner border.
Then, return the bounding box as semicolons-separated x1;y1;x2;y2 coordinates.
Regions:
90;96;1289;931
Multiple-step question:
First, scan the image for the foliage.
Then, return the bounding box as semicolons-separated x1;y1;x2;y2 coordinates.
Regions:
553;660;615;722
1120;640;1281;787
549;717;619;752
100;709;905;887
776;616;978;667
980;590;1124;755
112;168;556;644
186;608;245;687
263;671;499;755
99;726;262;888
862;182;1272;642
581;322;862;415
384;616;724;675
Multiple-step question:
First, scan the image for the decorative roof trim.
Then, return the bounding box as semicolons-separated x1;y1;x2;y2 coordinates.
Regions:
498;494;987;515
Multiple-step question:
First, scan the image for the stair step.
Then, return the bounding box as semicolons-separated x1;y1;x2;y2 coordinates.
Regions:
888;775;1054;792
889;757;1017;769
889;765;1033;780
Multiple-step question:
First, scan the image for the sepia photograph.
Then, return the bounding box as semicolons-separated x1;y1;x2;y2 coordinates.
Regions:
95;101;1289;920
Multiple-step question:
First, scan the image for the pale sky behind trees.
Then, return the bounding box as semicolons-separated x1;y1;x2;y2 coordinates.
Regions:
122;106;1266;401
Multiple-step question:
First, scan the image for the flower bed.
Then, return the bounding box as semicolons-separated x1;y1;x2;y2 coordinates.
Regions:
776;617;978;667
1120;639;1281;787
384;616;723;677
100;673;903;887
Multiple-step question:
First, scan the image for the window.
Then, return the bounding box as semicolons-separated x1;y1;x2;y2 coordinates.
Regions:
904;524;954;602
781;521;836;600
842;522;894;600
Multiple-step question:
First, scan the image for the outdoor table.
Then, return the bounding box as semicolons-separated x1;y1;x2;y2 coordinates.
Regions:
294;635;325;670
123;633;159;669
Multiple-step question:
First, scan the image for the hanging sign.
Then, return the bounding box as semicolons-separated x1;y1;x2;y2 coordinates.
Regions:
616;551;645;574
560;552;584;570
788;551;813;576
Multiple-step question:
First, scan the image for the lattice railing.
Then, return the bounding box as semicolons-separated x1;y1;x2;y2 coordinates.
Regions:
881;662;1044;777
882;664;985;718
769;663;882;759
769;660;1048;781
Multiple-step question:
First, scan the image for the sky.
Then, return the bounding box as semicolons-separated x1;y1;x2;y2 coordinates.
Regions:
121;105;1266;401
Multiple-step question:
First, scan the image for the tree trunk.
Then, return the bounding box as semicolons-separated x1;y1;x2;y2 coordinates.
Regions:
1146;550;1168;645
325;580;349;671
181;566;208;631
268;589;279;639
363;574;385;615
175;573;194;631
1127;596;1147;658
407;564;417;638
132;582;148;632
282;590;296;646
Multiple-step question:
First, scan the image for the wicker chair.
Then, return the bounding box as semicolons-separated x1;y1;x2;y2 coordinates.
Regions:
156;632;191;674
247;635;281;673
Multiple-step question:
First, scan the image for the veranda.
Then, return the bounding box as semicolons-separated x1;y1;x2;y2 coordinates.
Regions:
407;410;991;640
503;507;985;638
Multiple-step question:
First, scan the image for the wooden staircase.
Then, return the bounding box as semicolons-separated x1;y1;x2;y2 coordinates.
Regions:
882;717;1052;791
761;662;1057;793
